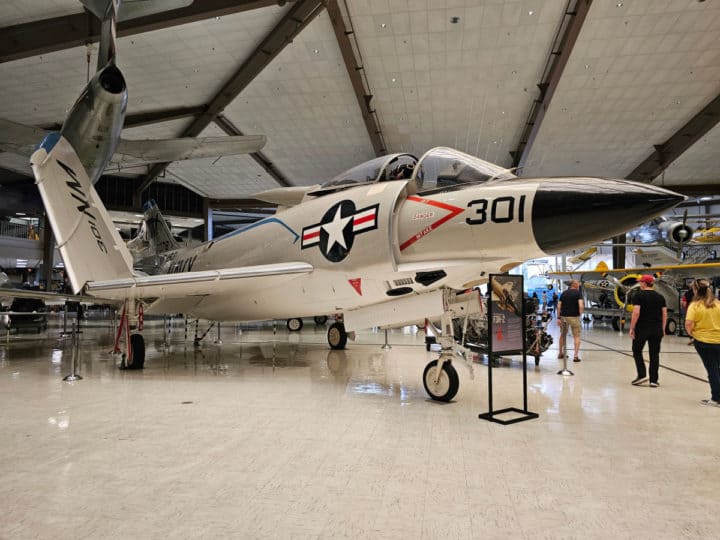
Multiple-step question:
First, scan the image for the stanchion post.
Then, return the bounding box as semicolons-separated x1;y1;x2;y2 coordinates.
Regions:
557;352;574;376
381;328;392;350
63;320;83;381
215;322;223;345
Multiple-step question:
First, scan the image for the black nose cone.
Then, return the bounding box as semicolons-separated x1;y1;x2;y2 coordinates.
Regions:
532;178;685;254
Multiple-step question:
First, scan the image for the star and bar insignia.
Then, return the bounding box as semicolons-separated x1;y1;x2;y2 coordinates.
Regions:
301;200;379;262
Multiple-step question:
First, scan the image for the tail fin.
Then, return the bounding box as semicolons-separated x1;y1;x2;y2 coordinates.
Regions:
31;134;133;293
128;200;180;255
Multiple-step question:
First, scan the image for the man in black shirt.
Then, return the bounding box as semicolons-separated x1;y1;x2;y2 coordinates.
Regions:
629;275;667;387
557;280;584;362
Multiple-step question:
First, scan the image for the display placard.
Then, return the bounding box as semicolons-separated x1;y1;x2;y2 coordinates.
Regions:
489;274;524;354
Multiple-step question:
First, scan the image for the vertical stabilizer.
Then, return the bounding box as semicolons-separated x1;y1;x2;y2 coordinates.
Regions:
31;134;134;293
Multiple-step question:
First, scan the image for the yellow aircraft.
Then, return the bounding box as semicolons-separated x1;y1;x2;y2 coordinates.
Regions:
549;261;720;334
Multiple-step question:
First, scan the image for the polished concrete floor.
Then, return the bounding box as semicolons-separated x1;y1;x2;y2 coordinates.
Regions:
1;316;719;539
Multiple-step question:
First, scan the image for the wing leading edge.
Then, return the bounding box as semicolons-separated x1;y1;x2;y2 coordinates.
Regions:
85;262;314;302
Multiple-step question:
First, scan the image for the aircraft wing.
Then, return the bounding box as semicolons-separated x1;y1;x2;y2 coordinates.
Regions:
549;261;720;281
84;262;314;310
111;135;267;167
0;118;48;156
0;118;266;170
0;287;118;305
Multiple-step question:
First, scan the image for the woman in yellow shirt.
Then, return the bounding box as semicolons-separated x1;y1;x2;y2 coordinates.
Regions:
685;278;720;406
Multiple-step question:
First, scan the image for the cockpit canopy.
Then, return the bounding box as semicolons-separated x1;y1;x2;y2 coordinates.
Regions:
412;147;516;193
321;153;418;188
317;147;516;196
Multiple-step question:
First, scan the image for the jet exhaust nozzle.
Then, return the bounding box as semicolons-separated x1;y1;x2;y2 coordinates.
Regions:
99;64;126;94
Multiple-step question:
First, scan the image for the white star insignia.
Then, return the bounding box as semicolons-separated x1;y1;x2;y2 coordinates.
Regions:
322;207;352;254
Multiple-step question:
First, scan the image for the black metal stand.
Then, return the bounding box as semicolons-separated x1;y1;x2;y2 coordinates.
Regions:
479;274;539;426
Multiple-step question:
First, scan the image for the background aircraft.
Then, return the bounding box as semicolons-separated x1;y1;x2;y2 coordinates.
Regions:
549;261;720;334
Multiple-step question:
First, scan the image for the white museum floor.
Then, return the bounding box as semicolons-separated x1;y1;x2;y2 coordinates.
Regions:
1;317;718;539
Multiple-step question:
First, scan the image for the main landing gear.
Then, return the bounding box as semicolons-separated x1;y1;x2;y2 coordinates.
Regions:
327;321;347;350
113;300;145;369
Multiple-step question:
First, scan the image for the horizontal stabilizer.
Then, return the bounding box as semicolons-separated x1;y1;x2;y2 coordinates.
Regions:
112;135;266;166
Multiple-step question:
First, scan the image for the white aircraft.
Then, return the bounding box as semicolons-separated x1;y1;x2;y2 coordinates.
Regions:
0;1;265;181
26;0;686;402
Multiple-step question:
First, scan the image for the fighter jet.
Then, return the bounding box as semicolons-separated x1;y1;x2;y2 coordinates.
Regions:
0;1;266;182
26;0;685;402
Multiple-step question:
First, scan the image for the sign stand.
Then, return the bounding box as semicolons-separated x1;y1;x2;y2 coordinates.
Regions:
479;274;539;425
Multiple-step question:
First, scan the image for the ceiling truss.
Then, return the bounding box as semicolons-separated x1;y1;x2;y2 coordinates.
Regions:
0;0;278;64
135;0;325;196
510;0;593;174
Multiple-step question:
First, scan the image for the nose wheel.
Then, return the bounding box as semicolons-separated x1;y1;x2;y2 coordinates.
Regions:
423;358;459;402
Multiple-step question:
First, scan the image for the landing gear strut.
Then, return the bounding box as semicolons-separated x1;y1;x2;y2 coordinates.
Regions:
113;300;145;369
422;289;483;402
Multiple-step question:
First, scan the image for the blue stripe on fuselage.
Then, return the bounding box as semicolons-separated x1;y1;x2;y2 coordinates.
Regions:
214;217;300;244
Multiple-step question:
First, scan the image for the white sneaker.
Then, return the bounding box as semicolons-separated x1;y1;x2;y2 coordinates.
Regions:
700;399;720;407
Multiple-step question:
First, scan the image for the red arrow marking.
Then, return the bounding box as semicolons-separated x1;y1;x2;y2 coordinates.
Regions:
399;196;464;251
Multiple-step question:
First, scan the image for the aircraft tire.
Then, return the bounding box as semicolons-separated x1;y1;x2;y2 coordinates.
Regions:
314;316;328;325
327;322;347;350
611;317;621;332
286;318;303;332
128;333;145;369
423;360;459;402
665;318;677;335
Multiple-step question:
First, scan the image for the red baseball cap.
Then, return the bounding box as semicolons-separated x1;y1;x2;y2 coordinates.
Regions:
639;275;655;285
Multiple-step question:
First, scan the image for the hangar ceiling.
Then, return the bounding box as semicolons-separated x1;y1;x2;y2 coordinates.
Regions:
0;0;719;203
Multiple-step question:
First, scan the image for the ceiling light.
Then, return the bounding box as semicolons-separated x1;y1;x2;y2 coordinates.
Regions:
528;10;534;16
380;23;387;28
391;77;397;82
16;212;26;216
584;64;590;69
313;49;319;54
700;196;712;201
511;70;517;75
215;16;220;20
616;2;623;6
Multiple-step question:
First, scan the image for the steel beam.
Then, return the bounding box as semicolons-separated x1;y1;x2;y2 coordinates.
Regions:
510;0;592;173
0;0;277;64
325;0;386;156
214;115;292;187
626;93;720;183
136;0;323;194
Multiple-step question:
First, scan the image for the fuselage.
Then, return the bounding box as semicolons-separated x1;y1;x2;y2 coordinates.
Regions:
148;174;681;322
